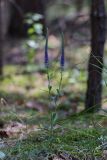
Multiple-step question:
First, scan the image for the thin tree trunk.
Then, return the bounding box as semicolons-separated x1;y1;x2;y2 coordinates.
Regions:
85;0;106;111
0;0;4;76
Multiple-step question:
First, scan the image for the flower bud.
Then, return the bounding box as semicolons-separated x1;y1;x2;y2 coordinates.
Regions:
45;29;49;68
60;32;64;70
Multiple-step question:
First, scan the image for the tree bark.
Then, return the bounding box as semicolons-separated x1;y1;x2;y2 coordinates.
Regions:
0;0;4;76
85;0;106;111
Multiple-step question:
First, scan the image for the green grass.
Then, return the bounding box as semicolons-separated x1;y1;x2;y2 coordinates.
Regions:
1;113;107;160
0;40;107;159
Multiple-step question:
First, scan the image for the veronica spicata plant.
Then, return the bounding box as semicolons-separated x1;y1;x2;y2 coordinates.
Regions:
44;29;65;147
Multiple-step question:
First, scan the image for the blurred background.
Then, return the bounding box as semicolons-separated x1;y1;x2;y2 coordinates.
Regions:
0;0;107;114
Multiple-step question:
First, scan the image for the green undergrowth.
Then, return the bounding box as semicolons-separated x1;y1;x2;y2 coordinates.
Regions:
1;113;107;160
0;53;107;159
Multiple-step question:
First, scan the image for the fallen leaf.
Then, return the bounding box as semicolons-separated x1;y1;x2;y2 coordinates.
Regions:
5;122;26;138
3;122;39;139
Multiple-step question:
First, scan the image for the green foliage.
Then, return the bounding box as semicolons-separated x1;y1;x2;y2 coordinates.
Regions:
24;13;43;64
25;13;43;36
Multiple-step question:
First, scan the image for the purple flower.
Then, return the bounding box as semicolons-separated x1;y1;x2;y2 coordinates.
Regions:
45;29;49;68
60;32;64;70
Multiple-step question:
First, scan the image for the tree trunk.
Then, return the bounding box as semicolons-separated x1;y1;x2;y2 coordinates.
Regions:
0;0;10;75
0;1;3;75
85;0;106;111
0;0;5;76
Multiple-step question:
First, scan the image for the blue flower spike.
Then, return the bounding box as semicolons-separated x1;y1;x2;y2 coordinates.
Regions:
45;28;49;68
60;32;64;70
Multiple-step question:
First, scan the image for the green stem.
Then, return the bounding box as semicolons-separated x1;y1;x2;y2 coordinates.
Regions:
59;70;63;95
46;67;53;141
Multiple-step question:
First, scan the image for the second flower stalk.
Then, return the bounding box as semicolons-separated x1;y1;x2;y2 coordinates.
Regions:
44;30;65;145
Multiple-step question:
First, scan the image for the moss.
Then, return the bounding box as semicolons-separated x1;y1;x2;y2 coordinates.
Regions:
1;114;107;160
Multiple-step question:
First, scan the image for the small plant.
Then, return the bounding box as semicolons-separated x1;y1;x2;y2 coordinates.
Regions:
24;13;43;66
44;29;65;148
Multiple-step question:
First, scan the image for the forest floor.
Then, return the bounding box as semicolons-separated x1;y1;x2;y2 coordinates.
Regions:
0;44;107;159
0;16;107;159
1;102;107;159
